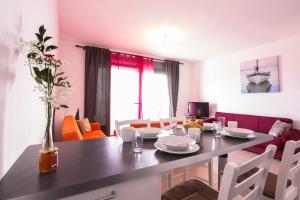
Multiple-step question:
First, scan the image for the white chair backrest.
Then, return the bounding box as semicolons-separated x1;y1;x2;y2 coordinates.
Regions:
115;119;150;136
218;145;277;200
275;140;300;200
159;116;186;128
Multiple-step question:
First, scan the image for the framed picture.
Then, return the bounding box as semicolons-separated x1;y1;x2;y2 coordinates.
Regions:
240;56;280;93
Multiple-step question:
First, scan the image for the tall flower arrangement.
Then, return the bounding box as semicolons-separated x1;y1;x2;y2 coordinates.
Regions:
24;25;71;172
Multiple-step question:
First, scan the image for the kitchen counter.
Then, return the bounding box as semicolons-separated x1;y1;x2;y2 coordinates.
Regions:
0;132;273;200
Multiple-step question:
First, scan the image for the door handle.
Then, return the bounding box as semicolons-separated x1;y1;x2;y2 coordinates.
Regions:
95;191;116;200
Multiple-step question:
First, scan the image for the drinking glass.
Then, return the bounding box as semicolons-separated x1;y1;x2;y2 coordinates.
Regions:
188;128;201;143
218;117;225;129
132;129;143;153
213;121;221;138
171;122;177;135
216;117;226;138
228;121;238;128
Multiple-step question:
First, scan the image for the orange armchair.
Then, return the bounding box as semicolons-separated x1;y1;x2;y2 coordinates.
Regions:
62;115;106;142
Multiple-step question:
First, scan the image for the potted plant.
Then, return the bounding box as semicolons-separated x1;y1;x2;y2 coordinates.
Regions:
24;25;71;173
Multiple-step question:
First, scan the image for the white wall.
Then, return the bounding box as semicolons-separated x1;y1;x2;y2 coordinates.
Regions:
176;62;195;116
0;0;59;178
193;35;300;129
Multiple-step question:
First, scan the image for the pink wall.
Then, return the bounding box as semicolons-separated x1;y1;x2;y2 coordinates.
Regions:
54;40;86;141
192;35;300;129
0;0;59;178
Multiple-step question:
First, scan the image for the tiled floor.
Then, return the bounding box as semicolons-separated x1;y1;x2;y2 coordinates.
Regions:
161;150;280;199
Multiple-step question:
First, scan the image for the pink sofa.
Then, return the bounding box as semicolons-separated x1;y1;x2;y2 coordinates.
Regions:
204;112;300;159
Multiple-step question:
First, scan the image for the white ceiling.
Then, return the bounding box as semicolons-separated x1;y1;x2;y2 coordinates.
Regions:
58;0;300;61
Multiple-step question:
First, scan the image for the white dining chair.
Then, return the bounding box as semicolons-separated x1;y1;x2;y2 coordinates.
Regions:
162;145;277;200
160;116;213;187
159;116;186;129
115;119;150;136
239;140;300;200
274;140;300;200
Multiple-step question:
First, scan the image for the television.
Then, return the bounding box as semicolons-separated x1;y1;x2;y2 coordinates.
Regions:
188;102;209;119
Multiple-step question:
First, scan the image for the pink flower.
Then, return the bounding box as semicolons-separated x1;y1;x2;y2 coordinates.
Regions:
45;54;54;61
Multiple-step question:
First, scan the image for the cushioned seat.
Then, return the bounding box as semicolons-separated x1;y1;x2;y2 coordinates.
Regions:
130;121;170;128
237;167;291;199
82;130;106;140
203;112;300;159
161;179;218;200
62;115;107;141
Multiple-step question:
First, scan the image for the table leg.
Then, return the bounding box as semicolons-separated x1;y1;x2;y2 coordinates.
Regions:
218;154;228;190
183;167;188;181
162;171;172;189
208;159;213;186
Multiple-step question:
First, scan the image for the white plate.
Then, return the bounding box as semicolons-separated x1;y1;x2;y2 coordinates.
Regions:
224;127;254;137
154;142;200;154
158;135;196;146
222;130;256;139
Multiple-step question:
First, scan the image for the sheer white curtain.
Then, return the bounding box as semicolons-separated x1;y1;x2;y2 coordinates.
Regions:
110;62;170;135
142;68;169;120
110;66;139;134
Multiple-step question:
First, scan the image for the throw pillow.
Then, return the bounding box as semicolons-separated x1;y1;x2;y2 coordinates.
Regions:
269;120;291;137
77;118;92;134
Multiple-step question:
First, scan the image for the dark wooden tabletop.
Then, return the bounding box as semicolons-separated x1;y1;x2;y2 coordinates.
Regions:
0;131;273;200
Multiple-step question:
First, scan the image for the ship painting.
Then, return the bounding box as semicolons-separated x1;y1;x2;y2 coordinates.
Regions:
241;56;280;94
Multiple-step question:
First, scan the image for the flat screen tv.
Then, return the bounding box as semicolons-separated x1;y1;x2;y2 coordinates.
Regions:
188;102;209;119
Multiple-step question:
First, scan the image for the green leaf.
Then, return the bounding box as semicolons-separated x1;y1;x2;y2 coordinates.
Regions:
40;68;53;83
35;33;43;42
60;104;69;108
39;25;46;36
43;36;52;42
46;45;58;52
34;77;43;84
27;52;37;59
37;45;45;53
33;67;41;77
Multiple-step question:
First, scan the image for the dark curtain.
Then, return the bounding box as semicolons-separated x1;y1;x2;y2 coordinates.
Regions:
84;46;111;135
154;61;166;74
165;60;180;117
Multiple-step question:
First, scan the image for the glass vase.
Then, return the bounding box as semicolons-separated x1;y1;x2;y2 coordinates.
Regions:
39;103;58;173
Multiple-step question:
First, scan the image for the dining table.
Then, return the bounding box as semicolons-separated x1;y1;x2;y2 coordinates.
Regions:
0;129;273;200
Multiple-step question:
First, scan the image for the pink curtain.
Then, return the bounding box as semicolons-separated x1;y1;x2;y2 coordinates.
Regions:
110;52;153;119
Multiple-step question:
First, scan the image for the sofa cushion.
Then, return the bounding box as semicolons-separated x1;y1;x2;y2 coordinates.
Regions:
215;112;235;126
258;116;292;134
269;120;292;137
281;129;300;144
234;114;259;132
62;115;83;141
258;136;283;150
77;118;92;134
245;145;283;159
82;130;107;140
